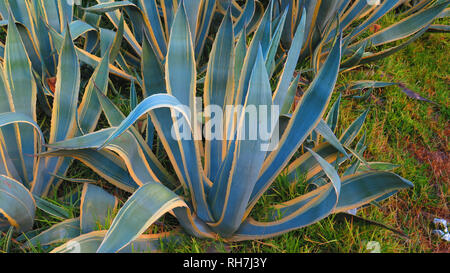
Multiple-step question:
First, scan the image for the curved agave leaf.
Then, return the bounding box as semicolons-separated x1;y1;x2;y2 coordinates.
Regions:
46;128;159;188
68;20;99;49
95;87;176;187
279;170;413;223
97;182;186;253
0;175;35;232
24;218;80;248
51;230;179;253
334;171;413;213
271;147;342;219
287;108;369;186
286;143;339;184
99;95;192;148
40;149;138;193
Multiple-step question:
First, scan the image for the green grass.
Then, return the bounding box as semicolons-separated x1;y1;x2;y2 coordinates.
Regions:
1;16;449;253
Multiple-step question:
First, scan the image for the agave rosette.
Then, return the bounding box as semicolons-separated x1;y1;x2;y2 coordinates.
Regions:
41;2;414;253
274;0;448;71
0;6;144;245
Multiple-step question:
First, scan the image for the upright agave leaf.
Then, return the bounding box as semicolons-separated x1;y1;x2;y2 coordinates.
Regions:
203;9;234;181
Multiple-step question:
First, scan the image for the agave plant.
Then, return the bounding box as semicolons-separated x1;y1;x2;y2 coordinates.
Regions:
41;2;413;253
274;0;448;71
72;0;265;177
0;7;149;247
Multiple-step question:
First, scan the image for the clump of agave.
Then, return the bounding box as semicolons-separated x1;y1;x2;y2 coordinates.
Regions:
0;0;445;254
81;0;448;74
275;0;449;71
36;2;415;253
0;5;140;246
